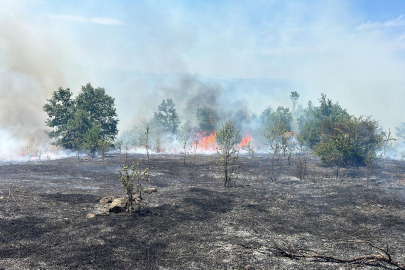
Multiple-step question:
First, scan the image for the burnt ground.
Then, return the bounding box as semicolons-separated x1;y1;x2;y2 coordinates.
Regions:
0;153;404;269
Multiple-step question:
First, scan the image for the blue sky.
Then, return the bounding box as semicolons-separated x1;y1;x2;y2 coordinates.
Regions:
1;0;405;156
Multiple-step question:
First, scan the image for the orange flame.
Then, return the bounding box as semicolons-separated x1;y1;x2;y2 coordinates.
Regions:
193;131;217;151
238;132;252;149
54;146;58;151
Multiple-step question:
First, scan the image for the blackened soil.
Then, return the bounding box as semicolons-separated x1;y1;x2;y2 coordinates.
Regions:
0;154;404;269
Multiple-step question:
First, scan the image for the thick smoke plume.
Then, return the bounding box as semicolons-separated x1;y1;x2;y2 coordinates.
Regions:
0;4;75;160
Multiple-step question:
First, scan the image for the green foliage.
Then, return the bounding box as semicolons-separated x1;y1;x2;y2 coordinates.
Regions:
299;94;350;148
290;91;300;113
43;87;75;148
153;98;180;134
313;116;384;166
196;106;216;132
75;83;119;140
43;83;119;157
118;163;149;214
299;94;384;166
264;120;288;155
82;124;102;158
216;120;239;186
261;106;293;132
264;120;288;181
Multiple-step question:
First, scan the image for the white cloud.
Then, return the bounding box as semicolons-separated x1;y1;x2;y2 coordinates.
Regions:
356;15;405;30
90;17;124;25
51;14;124;25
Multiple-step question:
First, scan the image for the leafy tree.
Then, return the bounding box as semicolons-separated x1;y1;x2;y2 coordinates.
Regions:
290;91;300;113
75;83;119;141
314;116;385;167
153;98;180;134
196;106;215;132
264;120;288;181
66;109;92;157
216;120;239;187
43;87;75;149
261;106;293;132
43;83;119;156
82;124;102;158
299;94;350;148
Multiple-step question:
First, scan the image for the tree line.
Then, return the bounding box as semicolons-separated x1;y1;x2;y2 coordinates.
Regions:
43;84;394;167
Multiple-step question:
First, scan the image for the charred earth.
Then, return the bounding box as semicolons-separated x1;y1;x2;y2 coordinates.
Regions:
0;154;404;269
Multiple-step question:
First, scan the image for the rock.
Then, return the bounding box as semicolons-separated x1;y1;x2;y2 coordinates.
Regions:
86;213;96;219
244;265;255;270
99;195;116;205
109;197;128;213
143;187;157;194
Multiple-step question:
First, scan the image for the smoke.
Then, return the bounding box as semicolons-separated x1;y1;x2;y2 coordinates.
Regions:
0;1;81;159
2;0;405;159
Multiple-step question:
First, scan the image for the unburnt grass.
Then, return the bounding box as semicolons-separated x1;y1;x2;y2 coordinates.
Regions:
0;154;404;269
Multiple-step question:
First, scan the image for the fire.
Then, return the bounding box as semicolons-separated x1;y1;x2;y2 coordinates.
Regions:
54;145;58;151
192;131;253;152
193;131;217;151
238;132;252;149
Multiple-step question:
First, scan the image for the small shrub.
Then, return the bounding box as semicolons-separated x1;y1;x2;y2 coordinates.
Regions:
216;120;239;187
118;163;149;213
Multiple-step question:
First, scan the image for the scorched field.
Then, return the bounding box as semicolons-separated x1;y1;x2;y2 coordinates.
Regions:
0;154;404;269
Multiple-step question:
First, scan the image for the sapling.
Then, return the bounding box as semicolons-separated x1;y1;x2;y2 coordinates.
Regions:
144;125;150;181
118;163;149;214
264;120;287;181
247;141;255;158
155;137;161;153
178;125;191;165
216;120;239;187
296;139;308;180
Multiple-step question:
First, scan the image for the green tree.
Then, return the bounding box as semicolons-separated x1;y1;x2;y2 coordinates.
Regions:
82;124;102;158
314;116;384;167
153;98;180;134
196;106;215;132
290;91;300;113
43;87;75;149
261;106;293;132
299;94;350;148
44;83;119;156
66;109;92;157
75;83;119;141
216;120;239;187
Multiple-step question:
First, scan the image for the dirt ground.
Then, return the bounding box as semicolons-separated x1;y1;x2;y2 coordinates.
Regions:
0;153;404;269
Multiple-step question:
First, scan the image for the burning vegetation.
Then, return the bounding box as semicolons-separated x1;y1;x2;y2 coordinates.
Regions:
1;83;404;269
41;83;394;170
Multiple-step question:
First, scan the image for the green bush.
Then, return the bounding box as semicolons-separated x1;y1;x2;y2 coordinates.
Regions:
313;116;384;166
299;94;384;166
